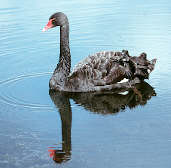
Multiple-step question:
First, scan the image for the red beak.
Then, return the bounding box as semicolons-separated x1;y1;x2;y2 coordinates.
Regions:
42;19;54;32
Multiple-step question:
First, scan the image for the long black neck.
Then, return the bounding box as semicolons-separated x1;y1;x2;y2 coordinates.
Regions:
57;23;71;77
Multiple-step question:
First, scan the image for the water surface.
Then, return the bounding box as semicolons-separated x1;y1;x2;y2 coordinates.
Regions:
0;0;171;167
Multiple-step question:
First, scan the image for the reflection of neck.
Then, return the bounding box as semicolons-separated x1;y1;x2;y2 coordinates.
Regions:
58;95;72;153
58;23;71;77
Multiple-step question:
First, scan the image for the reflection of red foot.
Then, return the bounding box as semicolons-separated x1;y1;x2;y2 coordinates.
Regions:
48;149;55;157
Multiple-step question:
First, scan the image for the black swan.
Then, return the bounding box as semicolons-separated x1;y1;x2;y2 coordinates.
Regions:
43;12;156;92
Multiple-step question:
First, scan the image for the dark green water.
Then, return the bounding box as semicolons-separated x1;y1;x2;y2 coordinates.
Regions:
0;0;171;167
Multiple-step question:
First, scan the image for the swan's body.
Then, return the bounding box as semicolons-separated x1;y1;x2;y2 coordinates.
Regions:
43;12;156;92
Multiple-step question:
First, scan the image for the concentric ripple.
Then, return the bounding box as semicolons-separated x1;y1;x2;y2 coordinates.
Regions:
0;72;55;110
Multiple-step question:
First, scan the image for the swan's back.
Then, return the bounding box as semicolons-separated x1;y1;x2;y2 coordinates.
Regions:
66;51;131;91
64;50;156;92
71;51;120;74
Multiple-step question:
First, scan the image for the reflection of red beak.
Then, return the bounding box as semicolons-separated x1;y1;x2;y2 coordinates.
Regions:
48;149;55;157
42;19;54;32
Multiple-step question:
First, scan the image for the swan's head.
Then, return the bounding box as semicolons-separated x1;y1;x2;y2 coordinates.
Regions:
43;12;68;32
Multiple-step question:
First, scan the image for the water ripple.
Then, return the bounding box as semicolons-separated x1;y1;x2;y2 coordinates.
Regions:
0;72;54;110
0;72;51;85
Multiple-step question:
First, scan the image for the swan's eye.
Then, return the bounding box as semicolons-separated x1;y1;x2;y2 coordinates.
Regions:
52;20;56;25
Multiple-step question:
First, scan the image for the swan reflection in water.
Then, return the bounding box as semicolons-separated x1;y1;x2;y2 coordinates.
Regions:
48;81;156;163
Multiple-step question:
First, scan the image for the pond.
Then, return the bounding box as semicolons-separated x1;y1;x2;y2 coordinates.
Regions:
0;0;171;167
